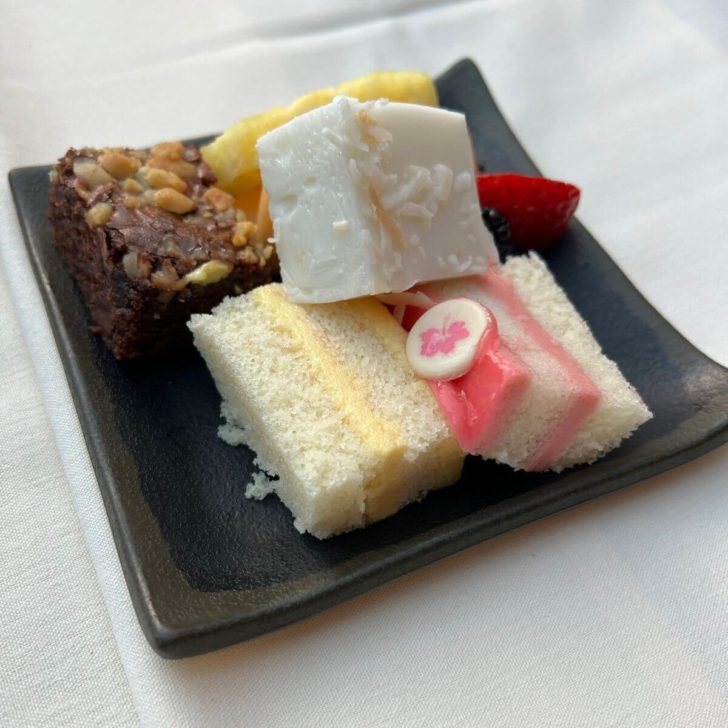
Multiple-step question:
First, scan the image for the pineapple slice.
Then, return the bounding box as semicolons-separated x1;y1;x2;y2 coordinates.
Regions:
202;71;438;195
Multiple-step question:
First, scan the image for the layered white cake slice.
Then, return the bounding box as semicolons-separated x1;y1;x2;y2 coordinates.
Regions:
189;285;463;538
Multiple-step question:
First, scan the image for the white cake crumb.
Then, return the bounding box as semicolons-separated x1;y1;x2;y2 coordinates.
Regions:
217;402;250;446
217;401;279;501
245;471;277;501
218;421;248;446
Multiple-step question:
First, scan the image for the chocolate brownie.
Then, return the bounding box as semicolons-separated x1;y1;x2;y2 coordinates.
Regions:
48;142;278;359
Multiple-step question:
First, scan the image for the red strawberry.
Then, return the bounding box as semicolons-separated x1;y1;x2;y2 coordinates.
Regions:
476;173;580;251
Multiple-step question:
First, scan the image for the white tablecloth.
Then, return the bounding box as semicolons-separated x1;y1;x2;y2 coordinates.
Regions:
1;1;727;726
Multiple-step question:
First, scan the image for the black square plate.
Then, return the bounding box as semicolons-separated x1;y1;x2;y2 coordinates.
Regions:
9;59;728;658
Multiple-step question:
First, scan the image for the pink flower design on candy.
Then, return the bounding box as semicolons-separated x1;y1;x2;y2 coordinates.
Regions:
420;317;470;357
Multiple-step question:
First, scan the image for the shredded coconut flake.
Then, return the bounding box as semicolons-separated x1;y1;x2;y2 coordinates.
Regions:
396;201;434;221
454;171;473;193
363;123;393;143
348;157;362;182
432;164;453;202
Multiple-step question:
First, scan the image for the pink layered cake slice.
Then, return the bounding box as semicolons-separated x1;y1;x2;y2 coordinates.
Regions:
400;253;652;471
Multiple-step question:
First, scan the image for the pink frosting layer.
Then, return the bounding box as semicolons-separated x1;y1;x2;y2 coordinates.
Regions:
426;307;531;453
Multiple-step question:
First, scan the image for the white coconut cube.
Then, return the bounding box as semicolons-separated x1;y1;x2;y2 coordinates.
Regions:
257;97;497;303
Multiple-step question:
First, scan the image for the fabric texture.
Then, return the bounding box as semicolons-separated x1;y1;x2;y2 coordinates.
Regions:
1;1;727;726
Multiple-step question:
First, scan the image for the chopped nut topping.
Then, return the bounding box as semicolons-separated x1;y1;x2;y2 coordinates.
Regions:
121;251;152;279
147;156;196;179
98;151;141;180
237;248;258;265
73;182;92;201
235;209;248;222
232;220;257;247
184;259;233;285
154;187;196;214
73;159;113;189
162;237;183;257
85;202;113;227
123;193;144;208
122;252;137;277
123;178;144;194
263;244;275;261
203;186;235;212
144;167;187;192
150;263;186;291
151;141;183;160
215;208;236;222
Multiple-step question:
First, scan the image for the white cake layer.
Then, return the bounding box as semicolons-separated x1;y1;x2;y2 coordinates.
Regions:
502;254;652;470
257;97;497;303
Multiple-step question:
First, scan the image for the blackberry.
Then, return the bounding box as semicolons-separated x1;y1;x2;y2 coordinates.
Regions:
481;206;510;243
482;207;521;259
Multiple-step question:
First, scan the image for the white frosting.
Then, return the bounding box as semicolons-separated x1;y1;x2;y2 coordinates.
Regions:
406;299;491;381
257;97;497;303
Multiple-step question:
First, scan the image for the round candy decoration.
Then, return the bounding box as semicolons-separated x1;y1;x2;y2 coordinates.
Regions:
406;298;491;381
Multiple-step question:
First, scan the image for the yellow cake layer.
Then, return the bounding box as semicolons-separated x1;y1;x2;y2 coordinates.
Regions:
255;286;407;495
189;284;463;537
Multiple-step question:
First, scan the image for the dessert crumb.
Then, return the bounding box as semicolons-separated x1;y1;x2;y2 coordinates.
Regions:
218;402;279;500
217;402;249;446
245;471;276;501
